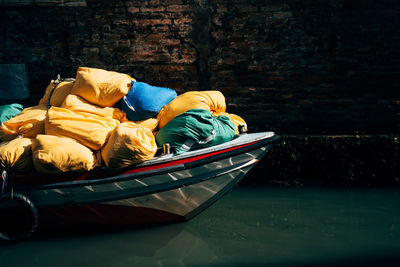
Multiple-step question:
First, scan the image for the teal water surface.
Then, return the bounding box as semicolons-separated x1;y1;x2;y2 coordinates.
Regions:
1;186;399;266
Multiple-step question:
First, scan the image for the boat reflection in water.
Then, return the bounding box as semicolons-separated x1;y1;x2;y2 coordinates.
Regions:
1;187;400;267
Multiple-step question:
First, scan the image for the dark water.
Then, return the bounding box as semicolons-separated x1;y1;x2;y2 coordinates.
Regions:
1;186;400;267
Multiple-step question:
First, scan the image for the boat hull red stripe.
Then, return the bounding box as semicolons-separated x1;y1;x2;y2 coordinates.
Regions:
116;141;259;175
15;139;261;185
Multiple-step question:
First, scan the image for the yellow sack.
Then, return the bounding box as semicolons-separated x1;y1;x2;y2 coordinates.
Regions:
101;122;157;169
157;91;226;129
38;80;74;107
61;94;127;122
120;113;159;132
0;138;33;172
32;134;101;174
130;117;159;132
212;112;247;135
45;106;120;151
71;67;132;107
0;105;47;141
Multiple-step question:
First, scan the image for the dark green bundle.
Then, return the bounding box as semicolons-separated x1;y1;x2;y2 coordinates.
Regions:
0;103;23;125
155;109;235;155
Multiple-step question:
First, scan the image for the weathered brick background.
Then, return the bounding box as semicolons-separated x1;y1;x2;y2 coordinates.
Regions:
1;0;399;186
1;0;399;135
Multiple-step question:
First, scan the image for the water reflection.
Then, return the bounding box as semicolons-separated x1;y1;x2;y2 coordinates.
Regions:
1;187;400;267
0;223;218;267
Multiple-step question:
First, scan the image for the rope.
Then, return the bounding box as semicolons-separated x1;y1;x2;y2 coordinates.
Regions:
47;75;75;109
48;74;61;109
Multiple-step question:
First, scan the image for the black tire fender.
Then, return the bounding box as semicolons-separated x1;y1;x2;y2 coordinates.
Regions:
0;193;39;241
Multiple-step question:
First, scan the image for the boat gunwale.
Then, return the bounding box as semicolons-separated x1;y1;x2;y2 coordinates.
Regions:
15;132;279;190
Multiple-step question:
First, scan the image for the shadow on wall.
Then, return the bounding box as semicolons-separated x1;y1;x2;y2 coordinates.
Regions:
242;134;400;187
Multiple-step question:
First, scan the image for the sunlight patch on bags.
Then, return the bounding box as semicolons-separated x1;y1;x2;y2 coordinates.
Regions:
45;106;120;151
32;134;101;174
61;94;127;121
71;67;132;107
101;122;157;169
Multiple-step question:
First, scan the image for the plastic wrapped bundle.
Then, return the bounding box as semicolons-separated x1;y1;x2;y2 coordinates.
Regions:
101;122;157;169
156;109;235;155
32;134;101;174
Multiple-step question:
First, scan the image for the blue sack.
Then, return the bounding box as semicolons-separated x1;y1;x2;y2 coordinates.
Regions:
116;81;177;121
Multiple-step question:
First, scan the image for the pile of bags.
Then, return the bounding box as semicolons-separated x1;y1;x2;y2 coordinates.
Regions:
0;67;247;174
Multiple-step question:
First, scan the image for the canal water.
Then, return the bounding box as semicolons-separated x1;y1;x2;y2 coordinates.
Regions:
1;186;399;267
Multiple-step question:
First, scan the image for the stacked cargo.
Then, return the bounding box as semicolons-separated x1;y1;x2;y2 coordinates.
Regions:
0;67;247;175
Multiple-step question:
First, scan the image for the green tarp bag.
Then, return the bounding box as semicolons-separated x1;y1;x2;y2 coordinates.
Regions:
0;103;23;125
155;108;235;155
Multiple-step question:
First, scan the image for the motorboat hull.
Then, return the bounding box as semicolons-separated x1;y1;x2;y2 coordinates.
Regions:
1;132;279;239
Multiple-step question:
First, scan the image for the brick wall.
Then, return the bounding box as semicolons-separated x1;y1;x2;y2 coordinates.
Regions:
1;0;399;135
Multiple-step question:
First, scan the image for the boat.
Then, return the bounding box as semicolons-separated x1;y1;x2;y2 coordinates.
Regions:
0;131;279;241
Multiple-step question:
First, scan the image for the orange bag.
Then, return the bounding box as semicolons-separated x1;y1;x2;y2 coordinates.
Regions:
101;122;157;169
45;106;120;151
38;80;74;107
32;134;101;174
0;137;33;172
157;91;226;129
61;94;127;121
70;67;132;107
0;105;47;141
126;117;159;132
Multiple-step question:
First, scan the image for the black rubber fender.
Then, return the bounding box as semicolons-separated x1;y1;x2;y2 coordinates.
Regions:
0;192;39;241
